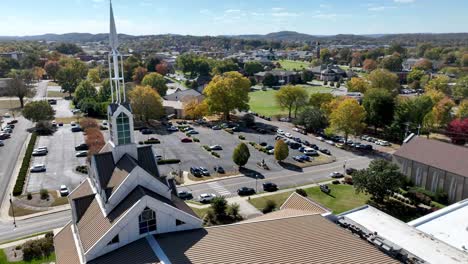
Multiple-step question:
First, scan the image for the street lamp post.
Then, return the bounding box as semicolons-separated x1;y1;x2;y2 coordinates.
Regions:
9;194;16;228
255;174;259;193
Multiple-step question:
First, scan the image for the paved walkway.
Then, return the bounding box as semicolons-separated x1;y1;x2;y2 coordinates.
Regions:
229;196;262;219
0;228;61;249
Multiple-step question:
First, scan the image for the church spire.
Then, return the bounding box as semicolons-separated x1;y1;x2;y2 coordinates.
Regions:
109;0;119;50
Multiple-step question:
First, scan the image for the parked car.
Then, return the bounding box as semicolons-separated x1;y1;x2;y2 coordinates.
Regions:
0;133;11;140
141;128;154;135
268;149;275;155
376;140;391;146
212;125;221;130
181;138;193;143
277;129;284;135
265;145;274;151
336;143;345;149
70;121;76;127
7;120;18;125
154;155;162;161
285;133;292;138
303;148;318;156
32;149;48;156
199;193;216;203
316;136;324;141
177;191;193;200
346;168;357;175
262;182;278;192
288;142;301;149
3;128;12;134
167;126;178;132
60;185;69;197
209;145;223;151
232;126;241;132
71;126;82;132
30;164;46;173
2;113;10;118
214;166;225;174
190;167;202;177
320;149;331;155
187;130;199;135
237;187;255;196
75;143;89;151
199;167;210;176
330;172;344;178
0;140;4;147
76;151;88;157
293;155;304;162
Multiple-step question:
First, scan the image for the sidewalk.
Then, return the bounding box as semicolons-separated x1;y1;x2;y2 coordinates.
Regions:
0;228;61;249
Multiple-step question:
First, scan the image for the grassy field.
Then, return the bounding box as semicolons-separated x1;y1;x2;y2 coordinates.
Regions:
0;250;55;264
249;85;332;116
249;185;369;214
0;100;21;109
190;206;211;219
276;60;311;71
47;91;67;98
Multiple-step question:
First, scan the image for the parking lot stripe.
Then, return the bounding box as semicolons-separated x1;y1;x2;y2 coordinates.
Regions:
207;182;232;196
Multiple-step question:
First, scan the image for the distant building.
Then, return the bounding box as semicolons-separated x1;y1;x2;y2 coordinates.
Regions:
254;70;300;85
0;51;23;61
392;137;468;203
163;89;204;119
310;64;347;82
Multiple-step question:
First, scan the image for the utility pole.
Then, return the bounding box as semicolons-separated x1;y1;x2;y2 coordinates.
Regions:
9;194;16;228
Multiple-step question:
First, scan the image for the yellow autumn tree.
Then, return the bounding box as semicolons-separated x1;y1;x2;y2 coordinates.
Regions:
328;98;366;141
347;77;369;94
184;99;208;120
128;85;164;122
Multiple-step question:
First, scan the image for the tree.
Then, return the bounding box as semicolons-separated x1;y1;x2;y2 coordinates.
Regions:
391;96;434;140
380;54;403;72
85;127;105;157
184;99;208;120
123;55;142;81
141;72;168;96
132;66;148;84
55;43;82;54
446;118;468;145
98;79;112;102
275;85;308;118
7;69;34;108
242;113;255;127
204;71;251;120
362;88;395;132
232;143;250;168
146;56;161;72
458;100;468;119
87;68;101;83
44;60;60;82
0;57;20;77
212;59;239;75
429;97;455;128
407;69;425;85
461;53;468;67
320;48;331;62
453;76;468;101
56;59;88;97
362;59;378;72
128;85;164;122
414;59;433;71
425;75;450;96
347;77;369;93
294;107;327;132
74;80;97;106
367;69;400;93
274;139;289;162
244;61;263;76
32;66;45;81
301;70;314;83
353;159;406;203
155;63;168;76
309;93;333;109
23;101;55;123
328;98;366;141
262;73;277;87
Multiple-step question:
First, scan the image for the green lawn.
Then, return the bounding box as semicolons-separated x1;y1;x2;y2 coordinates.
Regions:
249;85;332;116
190;207;211;219
249;185;369;214
276;60;311;71
0;250;55;264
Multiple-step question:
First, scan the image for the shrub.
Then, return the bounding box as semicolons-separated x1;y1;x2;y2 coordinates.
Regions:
193;137;200;142
203;145;210;151
248;142;256;146
144;138;160;144
157;159;181;165
332;180;340;185
224;128;233;134
238;135;246;140
22;236;54;261
76;165;88;174
40;189;49;200
344;176;353;185
262;200;277;213
295;188;307;197
13;133;37;196
27;192;32;200
15;245;22;250
336;82;341;88
211;152;220;158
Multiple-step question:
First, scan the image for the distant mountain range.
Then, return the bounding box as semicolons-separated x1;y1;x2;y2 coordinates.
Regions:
1;31;467;46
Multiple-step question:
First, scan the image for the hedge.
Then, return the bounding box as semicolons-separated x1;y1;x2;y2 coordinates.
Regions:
13;133;37;196
157;159;181;165
238;135;246;140
211;152;220;158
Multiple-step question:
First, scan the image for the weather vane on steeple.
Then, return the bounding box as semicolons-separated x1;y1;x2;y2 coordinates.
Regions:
108;0;126;104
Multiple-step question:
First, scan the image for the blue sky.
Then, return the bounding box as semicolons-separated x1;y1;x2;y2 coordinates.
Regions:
0;0;466;36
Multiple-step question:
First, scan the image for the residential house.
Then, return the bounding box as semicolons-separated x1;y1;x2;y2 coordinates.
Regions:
310;64;347;82
0;51;23;61
392;136;468;203
254;70;301;85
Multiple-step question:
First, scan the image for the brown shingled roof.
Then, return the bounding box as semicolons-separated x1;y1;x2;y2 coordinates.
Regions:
54;223;81;264
68;179;93;200
156;215;399;264
242;208;316;223
280;192;330;214
394;137;468;178
88;238;160;264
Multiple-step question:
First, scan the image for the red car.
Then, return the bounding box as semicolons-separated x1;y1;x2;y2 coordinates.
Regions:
181;138;193;143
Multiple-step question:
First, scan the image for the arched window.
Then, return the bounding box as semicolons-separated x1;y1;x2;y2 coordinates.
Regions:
116;112;131;145
139;207;156;234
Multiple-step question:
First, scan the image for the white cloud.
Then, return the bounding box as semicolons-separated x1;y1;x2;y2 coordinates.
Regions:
394;0;415;3
271;7;285;11
368;6;397;11
271;12;301;17
225;9;241;13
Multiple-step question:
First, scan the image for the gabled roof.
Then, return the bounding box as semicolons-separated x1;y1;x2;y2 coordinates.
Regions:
54;223;81;264
88;238;160;264
137;146;160;178
163;89;202;102
394;137;468;178
156;214;399;264
280;192;330;214
108;103;132;115
69;179;93;200
93;152;115;189
75;185;198;253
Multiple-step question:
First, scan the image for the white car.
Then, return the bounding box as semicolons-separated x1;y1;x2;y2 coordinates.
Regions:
325;140;335;145
102;120;108;126
376;140;391;146
199;193;216;203
285;133;293;138
3;113;11;118
316;136;324;141
70;121;77;127
303;148;318;156
276;129;284;135
60;185;69;197
292;127;300;132
36;146;48;152
30;164;46;173
209;145;223;151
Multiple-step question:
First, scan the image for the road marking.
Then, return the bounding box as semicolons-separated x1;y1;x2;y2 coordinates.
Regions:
207;182;232;197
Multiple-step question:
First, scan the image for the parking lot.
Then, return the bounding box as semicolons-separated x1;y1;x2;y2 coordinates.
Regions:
25;125;89;193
